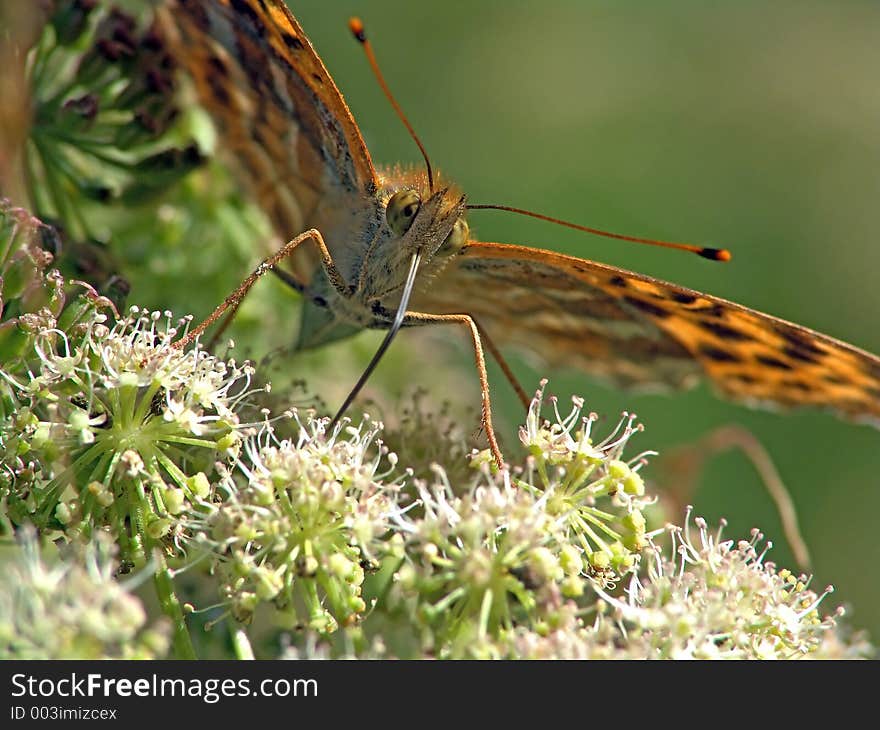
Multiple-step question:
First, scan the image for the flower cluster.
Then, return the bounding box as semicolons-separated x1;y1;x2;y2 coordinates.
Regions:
505;511;870;659
366;382;651;658
188;412;403;633
516;380;653;583
376;387;477;483
0;201;63;353
384;472;568;658
0;529;169;659
1;271;258;563
21;1;204;240
6;2;274;346
607;512;859;659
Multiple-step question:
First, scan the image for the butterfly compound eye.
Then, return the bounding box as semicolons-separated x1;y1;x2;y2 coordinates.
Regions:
386;189;421;235
437;218;469;257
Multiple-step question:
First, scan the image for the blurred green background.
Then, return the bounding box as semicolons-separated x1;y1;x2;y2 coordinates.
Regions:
270;0;880;640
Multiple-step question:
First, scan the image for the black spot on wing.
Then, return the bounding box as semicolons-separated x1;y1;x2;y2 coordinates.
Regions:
731;372;758;385
206;56;231;105
755;354;794;371
782;380;813;393
699;320;751;342
783;345;822;364
693;303;726;318
178;0;209;30
623;296;670;319
282;31;304;50
775;324;826;356
230;0;261;26
698;344;742;363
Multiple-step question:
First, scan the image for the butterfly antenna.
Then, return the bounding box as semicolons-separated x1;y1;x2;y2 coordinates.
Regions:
330;252;422;430
467;204;731;261
349;17;435;193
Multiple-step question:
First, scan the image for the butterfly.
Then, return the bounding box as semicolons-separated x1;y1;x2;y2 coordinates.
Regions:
158;0;880;468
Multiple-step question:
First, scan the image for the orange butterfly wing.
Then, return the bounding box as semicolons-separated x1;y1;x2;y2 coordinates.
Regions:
158;0;379;279
412;242;880;425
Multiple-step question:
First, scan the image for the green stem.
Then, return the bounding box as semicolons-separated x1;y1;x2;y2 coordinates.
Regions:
231;627;254;660
157;434;222;449
151;550;196;659
154;449;191;491
301;578;325;629
132;380;163;425
477;588;493;641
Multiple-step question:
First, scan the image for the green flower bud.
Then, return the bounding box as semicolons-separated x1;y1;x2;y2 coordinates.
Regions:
145;517;172;539
328;553;355;580
559;544;584;575
254;567;284;601
186;471;210;498
163;488;185;515
55;502;73;525
562;575;584;598
623;471;645;496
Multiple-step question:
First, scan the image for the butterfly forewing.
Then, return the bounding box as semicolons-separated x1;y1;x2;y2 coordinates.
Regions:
158;0;380;284
414;242;880;424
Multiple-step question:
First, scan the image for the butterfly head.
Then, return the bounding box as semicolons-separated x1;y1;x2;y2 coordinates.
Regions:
382;176;469;269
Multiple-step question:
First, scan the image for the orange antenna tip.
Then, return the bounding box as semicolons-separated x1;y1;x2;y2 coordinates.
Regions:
348;17;366;42
700;247;732;262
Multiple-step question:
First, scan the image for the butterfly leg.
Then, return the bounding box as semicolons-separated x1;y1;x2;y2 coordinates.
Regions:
404;311;505;470
174;228;348;350
655;424;810;569
476;323;530;410
203;263;311;351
